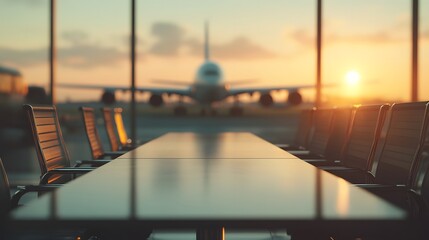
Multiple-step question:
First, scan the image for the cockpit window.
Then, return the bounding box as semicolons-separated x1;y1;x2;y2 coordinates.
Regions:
204;70;218;76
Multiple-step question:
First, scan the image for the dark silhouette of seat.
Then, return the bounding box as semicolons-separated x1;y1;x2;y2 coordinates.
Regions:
370;101;429;185
23;105;101;184
0;158;100;239
101;108;135;151
289;107;341;161
0;157;60;217
0;157;12;217
276;108;315;151
320;104;390;176
329;102;429;185
80;107;125;160
374;145;429;220
301;107;355;166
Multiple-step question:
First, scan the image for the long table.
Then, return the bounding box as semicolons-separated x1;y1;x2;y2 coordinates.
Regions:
8;132;406;239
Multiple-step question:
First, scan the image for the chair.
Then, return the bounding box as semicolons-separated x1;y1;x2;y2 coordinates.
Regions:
372;145;429;219
113;107;137;148
329;101;429;185
80;107;126;160
101;108;134;151
302;107;355;166
320;104;390;176
23;105;104;184
288;107;335;158
370;101;429;185
0;157;60;217
276;108;314;151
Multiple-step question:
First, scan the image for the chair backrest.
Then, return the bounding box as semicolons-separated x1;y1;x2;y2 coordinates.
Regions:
114;108;130;146
23;105;72;183
341;104;390;171
411;147;429;202
292;108;314;149
323;107;355;162
101;108;120;152
80;107;105;160
0;158;11;217
306;108;335;157
371;101;429;185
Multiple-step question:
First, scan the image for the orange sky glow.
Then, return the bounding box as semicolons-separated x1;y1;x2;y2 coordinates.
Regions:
1;0;428;105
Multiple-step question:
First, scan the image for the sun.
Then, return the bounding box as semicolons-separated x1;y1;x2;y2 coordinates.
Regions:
345;70;361;86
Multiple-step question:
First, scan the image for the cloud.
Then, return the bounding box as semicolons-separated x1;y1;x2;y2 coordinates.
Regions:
0;30;127;68
186;37;276;60
289;28;401;47
4;0;45;7
327;31;399;44
148;22;186;56
62;30;89;45
0;47;46;66
147;22;276;60
58;44;126;68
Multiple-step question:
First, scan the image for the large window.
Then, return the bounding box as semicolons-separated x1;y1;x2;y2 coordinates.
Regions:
138;0;316;103
324;0;410;104
0;0;49;91
57;0;130;102
421;0;429;100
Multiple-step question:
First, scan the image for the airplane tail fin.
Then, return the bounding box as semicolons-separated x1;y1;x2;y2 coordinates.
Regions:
204;21;210;61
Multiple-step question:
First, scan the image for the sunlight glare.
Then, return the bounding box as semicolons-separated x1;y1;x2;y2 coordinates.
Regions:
345;70;361;87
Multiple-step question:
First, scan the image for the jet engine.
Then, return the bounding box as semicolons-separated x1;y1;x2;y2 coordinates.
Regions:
101;91;116;105
259;93;274;107
287;91;303;106
149;94;164;107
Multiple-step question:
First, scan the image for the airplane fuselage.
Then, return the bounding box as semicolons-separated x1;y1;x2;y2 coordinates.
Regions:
189;61;229;105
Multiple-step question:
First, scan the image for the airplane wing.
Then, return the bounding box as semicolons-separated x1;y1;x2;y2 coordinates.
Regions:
58;83;192;96
228;84;323;96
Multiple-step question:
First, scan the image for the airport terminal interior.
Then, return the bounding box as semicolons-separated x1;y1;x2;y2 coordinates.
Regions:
1;0;429;239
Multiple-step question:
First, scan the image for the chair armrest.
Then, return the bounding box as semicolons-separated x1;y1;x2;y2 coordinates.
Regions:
275;143;290;148
101;151;127;159
288;150;310;155
325;167;363;173
303;159;342;167
354;184;407;190
41;167;95;184
291;151;324;159
119;145;135;151
11;184;62;207
75;160;111;167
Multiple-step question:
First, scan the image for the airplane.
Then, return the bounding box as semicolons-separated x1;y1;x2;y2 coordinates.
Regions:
60;23;322;116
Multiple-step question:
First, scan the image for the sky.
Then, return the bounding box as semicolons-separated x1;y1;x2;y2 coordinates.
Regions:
0;0;428;103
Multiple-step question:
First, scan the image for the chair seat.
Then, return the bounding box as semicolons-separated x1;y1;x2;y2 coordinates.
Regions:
327;168;375;184
368;188;429;220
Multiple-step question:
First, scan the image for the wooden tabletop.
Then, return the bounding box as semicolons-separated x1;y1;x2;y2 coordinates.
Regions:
9;132;406;233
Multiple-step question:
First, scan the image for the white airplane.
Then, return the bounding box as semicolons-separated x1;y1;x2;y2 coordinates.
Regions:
60;23;320;115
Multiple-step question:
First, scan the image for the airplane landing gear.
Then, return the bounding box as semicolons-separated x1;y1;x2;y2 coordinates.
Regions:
229;106;243;116
229;96;244;116
174;105;187;116
200;108;217;116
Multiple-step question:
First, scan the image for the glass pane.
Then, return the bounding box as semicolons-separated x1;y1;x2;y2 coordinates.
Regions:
324;0;410;104
421;0;429;100
0;0;49;92
0;0;49;173
57;0;130;102
138;0;316;104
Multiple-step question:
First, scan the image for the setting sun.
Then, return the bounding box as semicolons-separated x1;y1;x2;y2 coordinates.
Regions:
345;70;361;87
